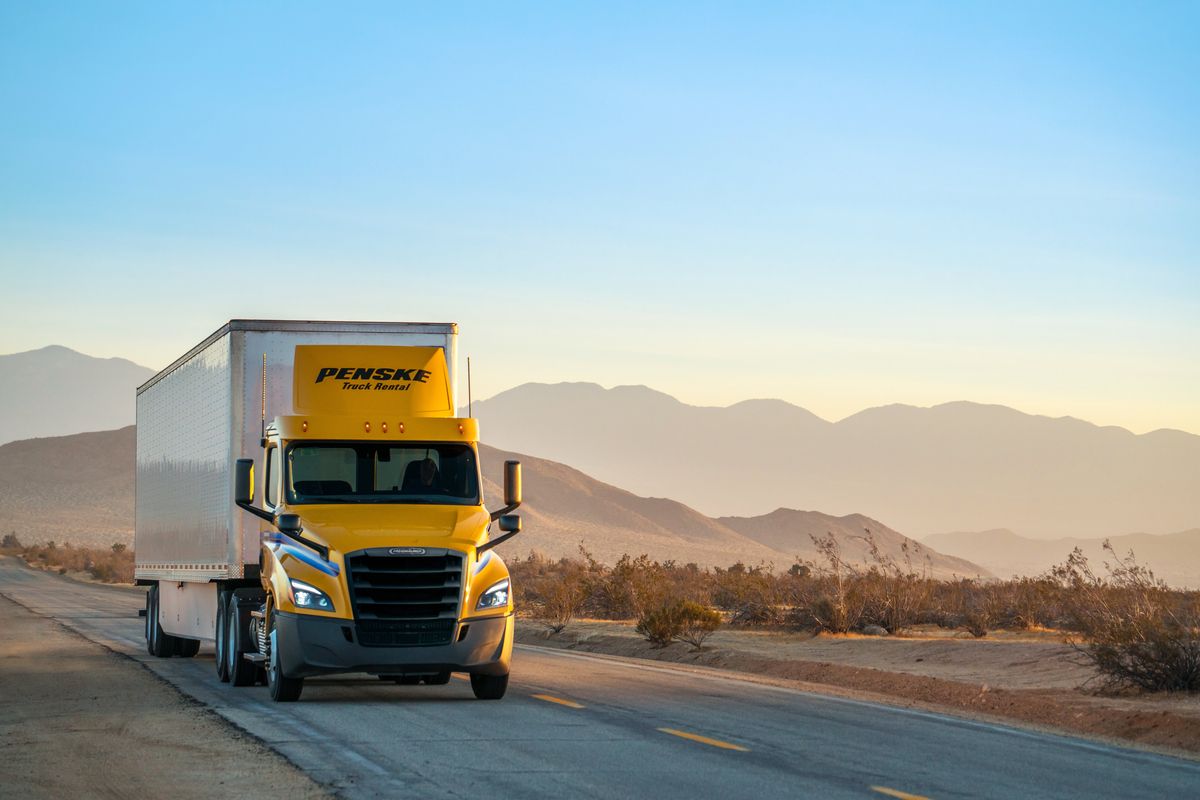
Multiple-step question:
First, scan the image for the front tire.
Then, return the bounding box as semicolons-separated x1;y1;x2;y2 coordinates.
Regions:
266;611;303;702
214;591;230;682
470;672;509;700
425;671;451;685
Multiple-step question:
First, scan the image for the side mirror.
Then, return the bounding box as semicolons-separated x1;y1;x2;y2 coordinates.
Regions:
498;514;521;534
504;460;522;507
235;458;255;505
275;513;302;534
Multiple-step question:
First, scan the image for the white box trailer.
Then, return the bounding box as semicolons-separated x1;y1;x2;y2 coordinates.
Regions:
135;320;458;638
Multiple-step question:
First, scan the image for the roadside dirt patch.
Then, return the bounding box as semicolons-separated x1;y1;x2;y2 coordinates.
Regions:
518;620;1200;758
0;594;330;799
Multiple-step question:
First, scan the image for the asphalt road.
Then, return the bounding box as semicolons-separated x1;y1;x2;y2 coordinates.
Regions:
2;558;1198;800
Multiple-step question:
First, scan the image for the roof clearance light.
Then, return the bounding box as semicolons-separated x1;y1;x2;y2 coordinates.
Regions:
364;421;371;433
302;420;308;432
458;423;465;434
382;422;388;433
399;422;405;434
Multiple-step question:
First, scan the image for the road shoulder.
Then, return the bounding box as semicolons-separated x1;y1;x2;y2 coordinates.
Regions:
0;593;330;799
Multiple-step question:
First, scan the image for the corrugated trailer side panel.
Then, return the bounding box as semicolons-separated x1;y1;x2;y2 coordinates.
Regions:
135;332;238;581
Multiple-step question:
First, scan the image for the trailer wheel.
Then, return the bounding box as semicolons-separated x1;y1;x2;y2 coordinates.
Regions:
470;672;508;700
266;611;303;702
175;638;200;658
226;600;257;687
146;585;174;658
214;591;230;682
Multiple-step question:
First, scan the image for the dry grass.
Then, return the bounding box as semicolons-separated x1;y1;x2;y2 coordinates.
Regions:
509;536;1200;694
2;533;134;584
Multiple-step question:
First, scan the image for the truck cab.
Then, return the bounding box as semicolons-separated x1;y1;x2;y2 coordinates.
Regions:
137;323;522;703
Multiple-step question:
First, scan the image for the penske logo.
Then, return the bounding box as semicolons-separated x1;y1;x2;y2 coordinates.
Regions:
315;367;431;384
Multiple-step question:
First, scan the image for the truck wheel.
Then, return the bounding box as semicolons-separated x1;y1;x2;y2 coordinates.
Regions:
147;585;174;658
214;591;230;682
470;672;508;700
175;638;200;658
144;588;155;655
226;601;257;687
266;613;303;702
424;671;451;685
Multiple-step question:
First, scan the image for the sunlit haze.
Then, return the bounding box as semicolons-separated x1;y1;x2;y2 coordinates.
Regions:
1;4;1196;434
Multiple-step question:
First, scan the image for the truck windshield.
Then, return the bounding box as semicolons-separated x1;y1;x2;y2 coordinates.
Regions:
286;442;480;505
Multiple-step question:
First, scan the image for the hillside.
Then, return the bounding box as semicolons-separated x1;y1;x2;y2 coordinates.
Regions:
719;509;987;577
0;346;154;445
0;426;134;547
923;528;1200;589
0;427;989;576
476;444;986;577
470;383;1200;539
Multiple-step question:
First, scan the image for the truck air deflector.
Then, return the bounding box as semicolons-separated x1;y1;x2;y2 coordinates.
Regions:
265;534;341;577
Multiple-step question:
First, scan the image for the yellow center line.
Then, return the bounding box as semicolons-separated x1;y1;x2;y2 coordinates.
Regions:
871;786;931;800
657;727;749;752
531;693;585;709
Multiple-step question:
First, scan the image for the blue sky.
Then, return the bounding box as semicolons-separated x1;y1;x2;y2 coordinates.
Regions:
1;2;1197;433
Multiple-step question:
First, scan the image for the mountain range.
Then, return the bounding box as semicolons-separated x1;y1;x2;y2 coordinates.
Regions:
470;382;1199;539
0;426;988;578
923;528;1200;589
0;346;154;445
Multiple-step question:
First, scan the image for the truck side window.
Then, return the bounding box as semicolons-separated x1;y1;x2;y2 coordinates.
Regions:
265;447;280;508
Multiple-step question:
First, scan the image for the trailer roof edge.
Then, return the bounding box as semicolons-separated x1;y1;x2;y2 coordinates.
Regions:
136;319;459;395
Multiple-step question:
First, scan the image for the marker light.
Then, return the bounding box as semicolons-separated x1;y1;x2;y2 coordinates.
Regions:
399;422;405;434
364;421;371;433
302;421;308;432
382;422;388;433
458;424;464;434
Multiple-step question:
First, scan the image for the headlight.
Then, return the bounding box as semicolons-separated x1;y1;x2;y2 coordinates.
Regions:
289;579;335;612
476;578;510;610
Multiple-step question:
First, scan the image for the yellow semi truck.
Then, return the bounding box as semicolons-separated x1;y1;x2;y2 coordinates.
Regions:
135;320;521;701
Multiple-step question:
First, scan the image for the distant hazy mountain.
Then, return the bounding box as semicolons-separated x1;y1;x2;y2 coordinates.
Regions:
0;427;988;577
0;426;134;547
718;509;987;578
478;444;987;578
0;346;154;444
470;383;1200;539
923;528;1200;589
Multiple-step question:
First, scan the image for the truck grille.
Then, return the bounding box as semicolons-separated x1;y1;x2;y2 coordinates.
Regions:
345;548;464;625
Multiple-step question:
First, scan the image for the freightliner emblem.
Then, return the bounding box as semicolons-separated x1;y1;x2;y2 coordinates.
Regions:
389;547;426;555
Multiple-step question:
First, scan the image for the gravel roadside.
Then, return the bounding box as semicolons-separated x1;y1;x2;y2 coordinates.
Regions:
0;594;330;799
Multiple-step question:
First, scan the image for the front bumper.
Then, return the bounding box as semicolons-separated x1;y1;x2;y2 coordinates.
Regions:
276;611;514;679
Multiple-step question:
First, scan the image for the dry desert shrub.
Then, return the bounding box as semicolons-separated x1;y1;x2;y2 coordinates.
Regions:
1053;544;1200;692
636;599;722;650
16;540;134;583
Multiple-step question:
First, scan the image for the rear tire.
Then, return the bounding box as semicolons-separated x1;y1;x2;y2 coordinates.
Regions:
215;591;230;682
175;638;200;658
226;600;257;687
266;611;303;702
470;672;508;700
146;585;174;658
